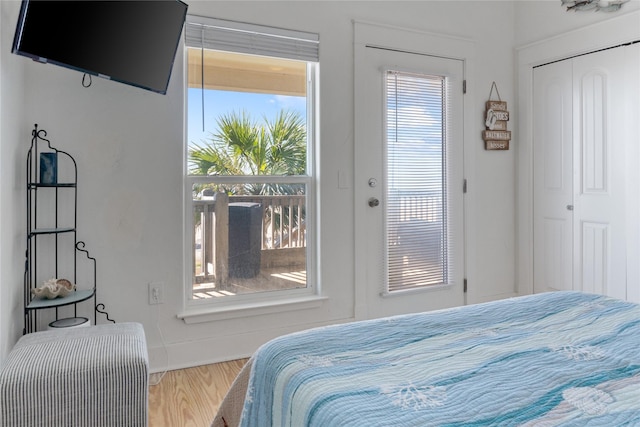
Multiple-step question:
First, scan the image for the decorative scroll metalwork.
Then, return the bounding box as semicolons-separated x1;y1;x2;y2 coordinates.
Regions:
96;304;115;323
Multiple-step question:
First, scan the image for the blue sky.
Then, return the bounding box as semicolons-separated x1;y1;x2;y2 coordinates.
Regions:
187;89;307;148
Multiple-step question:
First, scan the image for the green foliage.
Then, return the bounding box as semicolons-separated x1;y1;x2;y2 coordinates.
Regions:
189;110;307;197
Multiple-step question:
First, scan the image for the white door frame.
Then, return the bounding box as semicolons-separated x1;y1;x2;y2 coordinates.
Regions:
516;10;640;296
353;21;476;319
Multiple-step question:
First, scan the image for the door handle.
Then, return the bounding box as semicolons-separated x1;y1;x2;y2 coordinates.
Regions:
567;204;574;211
368;197;380;208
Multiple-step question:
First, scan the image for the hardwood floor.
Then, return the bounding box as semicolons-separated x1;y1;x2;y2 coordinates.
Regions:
148;359;248;427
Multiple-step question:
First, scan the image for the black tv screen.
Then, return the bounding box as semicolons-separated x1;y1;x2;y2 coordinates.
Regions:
12;0;188;95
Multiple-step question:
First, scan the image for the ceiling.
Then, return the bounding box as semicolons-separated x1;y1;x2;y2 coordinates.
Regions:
186;48;307;97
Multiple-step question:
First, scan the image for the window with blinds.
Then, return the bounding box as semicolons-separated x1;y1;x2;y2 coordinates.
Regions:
385;70;448;293
183;16;318;302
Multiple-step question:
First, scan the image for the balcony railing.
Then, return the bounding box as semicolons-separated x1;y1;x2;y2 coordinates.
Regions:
193;193;306;286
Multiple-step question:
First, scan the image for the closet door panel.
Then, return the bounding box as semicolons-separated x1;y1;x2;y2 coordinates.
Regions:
533;60;573;294
573;47;628;301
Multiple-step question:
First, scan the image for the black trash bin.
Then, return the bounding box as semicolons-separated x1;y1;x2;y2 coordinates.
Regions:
228;202;262;278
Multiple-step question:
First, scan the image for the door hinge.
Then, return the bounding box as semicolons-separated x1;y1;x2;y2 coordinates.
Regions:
464;278;468;293
463;179;467;194
463;80;467;94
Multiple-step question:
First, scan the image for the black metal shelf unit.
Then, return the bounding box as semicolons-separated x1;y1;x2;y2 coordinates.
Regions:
24;124;112;334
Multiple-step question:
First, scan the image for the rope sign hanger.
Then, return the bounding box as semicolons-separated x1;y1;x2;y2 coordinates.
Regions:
488;81;501;102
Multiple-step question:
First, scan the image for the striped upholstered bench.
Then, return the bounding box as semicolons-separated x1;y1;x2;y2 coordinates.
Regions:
0;322;148;426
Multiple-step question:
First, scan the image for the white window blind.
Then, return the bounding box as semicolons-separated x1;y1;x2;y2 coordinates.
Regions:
185;16;319;62
386;70;448;293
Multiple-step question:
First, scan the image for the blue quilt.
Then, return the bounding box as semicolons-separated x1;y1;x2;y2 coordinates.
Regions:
239;291;640;426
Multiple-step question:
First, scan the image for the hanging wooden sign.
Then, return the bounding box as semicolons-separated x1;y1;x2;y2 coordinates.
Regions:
488;120;508;131
482;130;511;140
485;140;509;150
486;100;507;111
483;82;510;150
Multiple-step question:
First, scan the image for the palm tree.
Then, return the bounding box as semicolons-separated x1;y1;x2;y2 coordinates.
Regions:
189;109;306;196
189;109;307;242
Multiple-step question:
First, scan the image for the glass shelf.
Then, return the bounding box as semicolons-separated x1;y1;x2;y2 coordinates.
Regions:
26;288;95;310
28;182;76;189
29;227;75;235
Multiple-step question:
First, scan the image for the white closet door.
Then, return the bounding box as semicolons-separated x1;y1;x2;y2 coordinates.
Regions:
572;47;628;300
533;44;638;300
533;59;574;294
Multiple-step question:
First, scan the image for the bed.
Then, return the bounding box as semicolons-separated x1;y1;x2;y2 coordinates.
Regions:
212;291;640;426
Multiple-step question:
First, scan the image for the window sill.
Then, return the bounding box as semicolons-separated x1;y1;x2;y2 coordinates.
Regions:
177;295;328;324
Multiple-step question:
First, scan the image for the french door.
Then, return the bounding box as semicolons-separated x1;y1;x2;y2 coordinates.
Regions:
355;34;465;319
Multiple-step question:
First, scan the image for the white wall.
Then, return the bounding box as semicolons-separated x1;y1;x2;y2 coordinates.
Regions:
515;0;640;48
4;0;628;369
0;0;26;362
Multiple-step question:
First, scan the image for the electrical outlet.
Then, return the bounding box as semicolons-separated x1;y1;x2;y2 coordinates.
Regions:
148;282;164;305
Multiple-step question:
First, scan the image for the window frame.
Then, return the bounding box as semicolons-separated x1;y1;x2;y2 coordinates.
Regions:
181;15;320;313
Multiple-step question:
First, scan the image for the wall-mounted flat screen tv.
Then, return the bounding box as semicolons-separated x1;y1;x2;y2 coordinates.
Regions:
12;0;188;95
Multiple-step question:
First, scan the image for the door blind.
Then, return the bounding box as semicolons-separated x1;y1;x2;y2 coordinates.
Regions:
385;70;448;293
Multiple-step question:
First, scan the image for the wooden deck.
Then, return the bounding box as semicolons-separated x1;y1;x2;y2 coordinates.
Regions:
192;267;306;299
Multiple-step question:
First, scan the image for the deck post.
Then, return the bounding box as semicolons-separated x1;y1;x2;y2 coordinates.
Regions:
214;192;229;287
